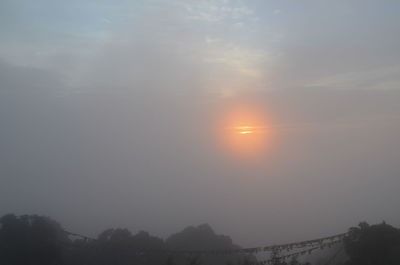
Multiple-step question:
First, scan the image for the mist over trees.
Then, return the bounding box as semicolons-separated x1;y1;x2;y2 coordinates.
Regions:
1;214;399;265
344;222;400;265
0;214;252;265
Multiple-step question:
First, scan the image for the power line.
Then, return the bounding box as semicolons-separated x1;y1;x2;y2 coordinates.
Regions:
255;240;344;265
62;229;347;256
63;230;97;241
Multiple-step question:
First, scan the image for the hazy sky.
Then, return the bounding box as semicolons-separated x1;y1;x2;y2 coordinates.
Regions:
1;0;400;247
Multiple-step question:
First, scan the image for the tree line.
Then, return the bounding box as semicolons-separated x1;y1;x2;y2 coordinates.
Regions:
0;214;399;265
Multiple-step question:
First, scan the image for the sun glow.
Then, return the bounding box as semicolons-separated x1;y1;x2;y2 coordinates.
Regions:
217;104;273;157
236;126;254;134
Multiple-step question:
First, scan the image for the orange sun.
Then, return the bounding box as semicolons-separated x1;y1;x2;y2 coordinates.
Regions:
217;103;273;157
236;126;255;134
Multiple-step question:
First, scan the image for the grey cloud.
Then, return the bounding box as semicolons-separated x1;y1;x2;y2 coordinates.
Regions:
1;0;400;248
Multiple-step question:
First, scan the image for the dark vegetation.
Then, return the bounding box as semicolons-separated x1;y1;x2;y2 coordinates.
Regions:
344;221;400;265
0;214;399;265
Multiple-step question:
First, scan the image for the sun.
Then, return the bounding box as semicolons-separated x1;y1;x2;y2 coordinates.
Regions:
236;126;255;134
217;103;272;157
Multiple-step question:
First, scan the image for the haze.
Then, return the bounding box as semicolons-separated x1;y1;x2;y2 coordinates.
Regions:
1;0;400;247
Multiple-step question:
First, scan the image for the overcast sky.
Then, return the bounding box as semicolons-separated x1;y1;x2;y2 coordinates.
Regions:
1;0;400;247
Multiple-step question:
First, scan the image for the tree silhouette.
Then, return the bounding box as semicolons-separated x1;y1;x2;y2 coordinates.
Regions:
344;221;400;265
0;214;67;265
4;214;400;265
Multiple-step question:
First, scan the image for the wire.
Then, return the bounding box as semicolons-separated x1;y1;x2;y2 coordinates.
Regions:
62;229;347;256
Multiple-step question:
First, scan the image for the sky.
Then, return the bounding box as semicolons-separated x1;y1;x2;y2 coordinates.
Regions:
1;0;400;247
